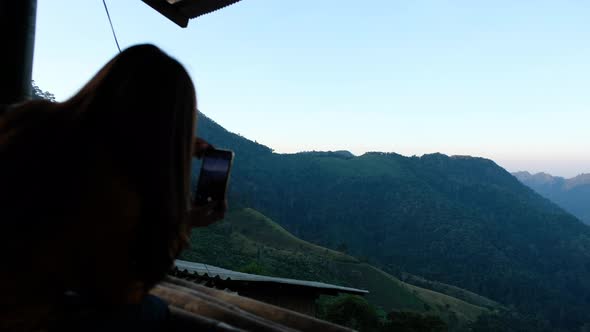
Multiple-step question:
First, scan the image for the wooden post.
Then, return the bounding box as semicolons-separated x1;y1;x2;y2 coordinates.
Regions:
0;0;37;105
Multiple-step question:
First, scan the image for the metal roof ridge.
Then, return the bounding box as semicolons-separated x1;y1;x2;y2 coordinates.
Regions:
174;260;369;294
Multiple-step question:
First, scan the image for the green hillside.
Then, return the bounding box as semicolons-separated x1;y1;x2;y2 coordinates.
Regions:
196;114;590;331
181;208;495;328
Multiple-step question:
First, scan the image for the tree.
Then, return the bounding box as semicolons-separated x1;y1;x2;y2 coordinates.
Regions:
238;261;269;276
384;311;447;332
336;242;349;254
31;81;55;101
316;294;379;332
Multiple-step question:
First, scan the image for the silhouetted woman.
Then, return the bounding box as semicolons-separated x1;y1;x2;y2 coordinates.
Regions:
0;44;223;331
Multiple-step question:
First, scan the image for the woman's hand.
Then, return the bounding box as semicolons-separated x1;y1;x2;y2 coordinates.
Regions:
189;137;227;227
189;200;227;227
193;137;212;158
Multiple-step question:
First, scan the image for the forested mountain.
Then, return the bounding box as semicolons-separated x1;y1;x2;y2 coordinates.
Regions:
196;113;590;331
513;171;590;225
182;208;497;331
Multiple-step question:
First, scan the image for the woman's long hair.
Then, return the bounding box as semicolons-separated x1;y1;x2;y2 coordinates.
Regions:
0;44;197;293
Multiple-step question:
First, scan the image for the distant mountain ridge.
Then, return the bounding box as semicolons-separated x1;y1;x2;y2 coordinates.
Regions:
513;171;590;188
513;171;590;224
196;113;590;330
566;173;590;189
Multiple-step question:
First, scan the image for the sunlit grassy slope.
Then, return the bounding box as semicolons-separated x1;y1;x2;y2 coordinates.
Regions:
181;208;498;325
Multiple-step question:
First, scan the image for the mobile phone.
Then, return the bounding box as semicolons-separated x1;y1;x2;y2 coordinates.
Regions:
193;148;234;207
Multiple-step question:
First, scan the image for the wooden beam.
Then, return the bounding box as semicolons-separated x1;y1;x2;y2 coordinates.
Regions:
157;277;355;332
152;283;298;332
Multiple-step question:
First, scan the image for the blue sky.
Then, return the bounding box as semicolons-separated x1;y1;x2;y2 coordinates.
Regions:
33;1;589;177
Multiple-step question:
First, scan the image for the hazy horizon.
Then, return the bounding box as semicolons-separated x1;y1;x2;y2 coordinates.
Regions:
33;1;589;178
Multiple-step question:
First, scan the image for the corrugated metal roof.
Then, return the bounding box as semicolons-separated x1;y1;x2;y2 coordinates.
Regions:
142;0;241;27
175;260;369;295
